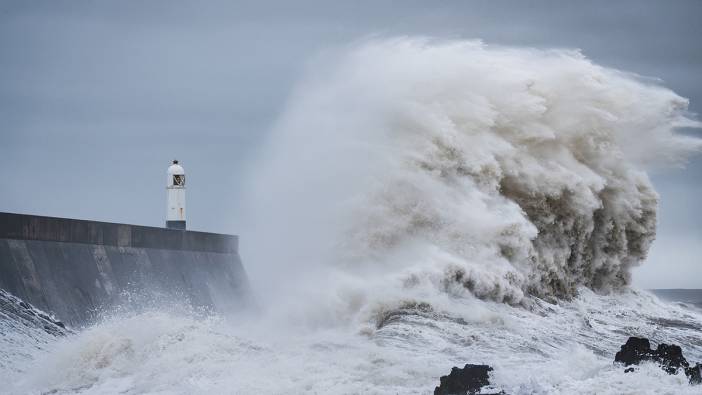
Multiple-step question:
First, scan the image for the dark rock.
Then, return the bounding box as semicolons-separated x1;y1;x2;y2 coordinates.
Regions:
434;364;503;395
686;363;702;385
656;343;687;375
615;337;653;367
614;337;701;385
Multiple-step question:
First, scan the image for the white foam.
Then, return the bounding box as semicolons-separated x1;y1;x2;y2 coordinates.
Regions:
243;38;701;324
7;290;702;394
6;38;702;394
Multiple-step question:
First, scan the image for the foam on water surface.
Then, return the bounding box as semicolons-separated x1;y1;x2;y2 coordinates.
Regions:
3;38;702;394
4;289;702;394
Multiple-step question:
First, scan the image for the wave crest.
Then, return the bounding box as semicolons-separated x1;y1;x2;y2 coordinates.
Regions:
248;38;701;306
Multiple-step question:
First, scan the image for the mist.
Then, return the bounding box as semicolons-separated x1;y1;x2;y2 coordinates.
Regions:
1;1;701;292
3;4;702;394
239;39;700;325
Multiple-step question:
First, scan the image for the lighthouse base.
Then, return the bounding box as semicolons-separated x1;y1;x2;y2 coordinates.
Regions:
166;220;186;230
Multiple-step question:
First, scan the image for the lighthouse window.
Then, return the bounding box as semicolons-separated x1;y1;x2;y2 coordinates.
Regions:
173;175;185;186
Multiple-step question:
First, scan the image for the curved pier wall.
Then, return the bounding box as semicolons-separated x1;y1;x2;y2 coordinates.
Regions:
0;212;249;326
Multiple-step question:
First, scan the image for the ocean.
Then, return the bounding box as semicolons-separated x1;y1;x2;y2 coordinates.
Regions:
2;288;701;394
652;289;702;310
2;38;702;394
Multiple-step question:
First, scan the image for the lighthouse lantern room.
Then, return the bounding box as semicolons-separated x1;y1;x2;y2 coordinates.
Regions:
166;159;186;230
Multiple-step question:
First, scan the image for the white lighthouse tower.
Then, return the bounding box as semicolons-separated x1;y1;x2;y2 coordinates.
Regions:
166;159;186;230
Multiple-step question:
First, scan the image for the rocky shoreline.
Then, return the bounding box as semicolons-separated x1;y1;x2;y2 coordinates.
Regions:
614;337;701;384
434;337;701;394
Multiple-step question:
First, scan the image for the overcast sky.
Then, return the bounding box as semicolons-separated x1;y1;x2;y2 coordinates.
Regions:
1;0;700;288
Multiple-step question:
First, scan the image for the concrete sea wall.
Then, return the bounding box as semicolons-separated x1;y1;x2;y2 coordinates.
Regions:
0;212;249;326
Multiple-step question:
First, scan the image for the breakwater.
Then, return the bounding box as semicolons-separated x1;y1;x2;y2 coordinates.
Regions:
0;212;249;326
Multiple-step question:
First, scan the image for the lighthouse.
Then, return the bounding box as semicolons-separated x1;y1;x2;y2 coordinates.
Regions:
166;159;186;230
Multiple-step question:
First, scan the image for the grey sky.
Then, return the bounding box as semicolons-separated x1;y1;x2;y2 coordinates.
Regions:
1;1;700;288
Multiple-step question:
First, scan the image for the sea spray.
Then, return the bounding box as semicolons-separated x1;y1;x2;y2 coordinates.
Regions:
6;38;702;395
244;38;702;321
11;289;702;394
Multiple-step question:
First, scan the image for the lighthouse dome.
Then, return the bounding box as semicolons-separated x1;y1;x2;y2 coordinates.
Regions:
168;160;185;175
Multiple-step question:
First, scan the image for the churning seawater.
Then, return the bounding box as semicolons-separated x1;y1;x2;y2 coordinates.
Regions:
4;38;702;394
3;289;702;394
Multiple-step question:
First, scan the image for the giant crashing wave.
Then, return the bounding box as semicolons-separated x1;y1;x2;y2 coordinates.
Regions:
248;38;702;313
3;38;702;395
